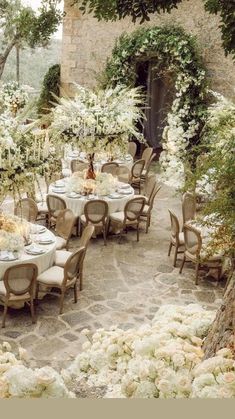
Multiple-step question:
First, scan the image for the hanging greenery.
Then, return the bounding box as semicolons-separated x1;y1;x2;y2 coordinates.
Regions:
102;25;209;188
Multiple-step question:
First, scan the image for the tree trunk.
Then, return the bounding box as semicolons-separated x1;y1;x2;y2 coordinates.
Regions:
16;45;20;83
0;38;17;79
203;272;235;359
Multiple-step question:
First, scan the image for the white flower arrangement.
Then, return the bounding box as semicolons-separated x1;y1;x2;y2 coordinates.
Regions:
64;304;235;399
51;84;145;156
0;82;30;115
0;343;74;398
67;171;118;195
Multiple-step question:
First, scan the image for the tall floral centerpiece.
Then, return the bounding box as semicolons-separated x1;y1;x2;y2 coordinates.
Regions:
51;84;144;179
0;111;63;205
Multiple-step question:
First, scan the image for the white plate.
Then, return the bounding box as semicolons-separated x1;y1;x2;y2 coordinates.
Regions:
0;255;18;262
108;193;122;199
118;190;132;195
25;247;45;255
67;192;81;199
51;188;66;194
119;183;131;189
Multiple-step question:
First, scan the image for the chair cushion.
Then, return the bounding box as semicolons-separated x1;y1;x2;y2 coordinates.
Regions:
37;201;48;214
110;211;125;223
171;232;185;246
55;250;73;267
37;266;64;286
141;204;150;215
80;214;105;226
56;236;67;250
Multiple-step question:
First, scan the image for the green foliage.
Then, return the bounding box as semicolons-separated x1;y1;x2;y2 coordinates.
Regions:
102;25;209;154
75;0;235;58
185;96;235;255
0;0;63;48
37;63;61;114
204;0;235;59
0;0;63;78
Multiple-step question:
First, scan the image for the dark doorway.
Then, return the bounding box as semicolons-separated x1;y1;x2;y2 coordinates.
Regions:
135;61;175;159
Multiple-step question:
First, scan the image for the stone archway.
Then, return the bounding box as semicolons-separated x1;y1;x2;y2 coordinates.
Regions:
103;25;208;187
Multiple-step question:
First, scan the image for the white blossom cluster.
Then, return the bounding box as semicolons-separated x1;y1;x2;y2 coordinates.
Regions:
51;84;144;155
67;172;118;196
0;82;30;114
0;342;74;398
63;304;235;398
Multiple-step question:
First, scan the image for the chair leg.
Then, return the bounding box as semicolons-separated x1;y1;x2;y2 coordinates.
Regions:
74;282;78;303
195;263;200;285
80;271;83;291
59;290;65;314
103;226;107;246
173;246;178;267
118;228;123;244
137;223;140;242
35;283;39;303
2;304;8;328
168;242;173;257
179;255;186;274
30;297;36;324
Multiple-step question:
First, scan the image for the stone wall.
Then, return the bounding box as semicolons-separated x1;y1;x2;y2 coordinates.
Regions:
61;0;235;100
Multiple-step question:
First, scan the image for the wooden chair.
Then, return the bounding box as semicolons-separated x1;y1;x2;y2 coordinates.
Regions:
168;210;185;267
141;153;156;181
0;264;38;328
14;198;38;222
130;159;145;194
55;225;95;290
179;224;223;285
142;147;153;169
128;142;137;159
101;162;119;176
116;165;131;183
36;247;86;314
71;160;88;174
80;200;109;245
140;184;161;233
182;192;196;224
46;194;67;228
55;209;76;250
109;196;146;242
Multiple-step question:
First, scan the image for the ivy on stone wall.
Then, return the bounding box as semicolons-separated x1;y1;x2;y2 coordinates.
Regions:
75;0;235;59
102;25;209;187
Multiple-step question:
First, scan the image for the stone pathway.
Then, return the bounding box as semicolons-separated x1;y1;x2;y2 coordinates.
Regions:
0;183;225;370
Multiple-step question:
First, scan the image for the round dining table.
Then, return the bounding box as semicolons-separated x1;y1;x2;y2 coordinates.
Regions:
0;227;56;307
48;180;135;217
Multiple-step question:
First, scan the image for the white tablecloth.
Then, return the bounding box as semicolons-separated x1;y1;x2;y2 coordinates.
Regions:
48;182;135;217
0;229;56;281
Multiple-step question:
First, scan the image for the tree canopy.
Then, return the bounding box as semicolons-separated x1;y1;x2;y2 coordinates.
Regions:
76;0;235;59
0;0;63;78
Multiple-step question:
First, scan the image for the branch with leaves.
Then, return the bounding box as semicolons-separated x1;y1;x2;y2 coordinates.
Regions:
0;0;63;79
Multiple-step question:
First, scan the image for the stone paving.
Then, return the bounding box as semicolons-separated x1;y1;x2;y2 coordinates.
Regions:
0;181;225;370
